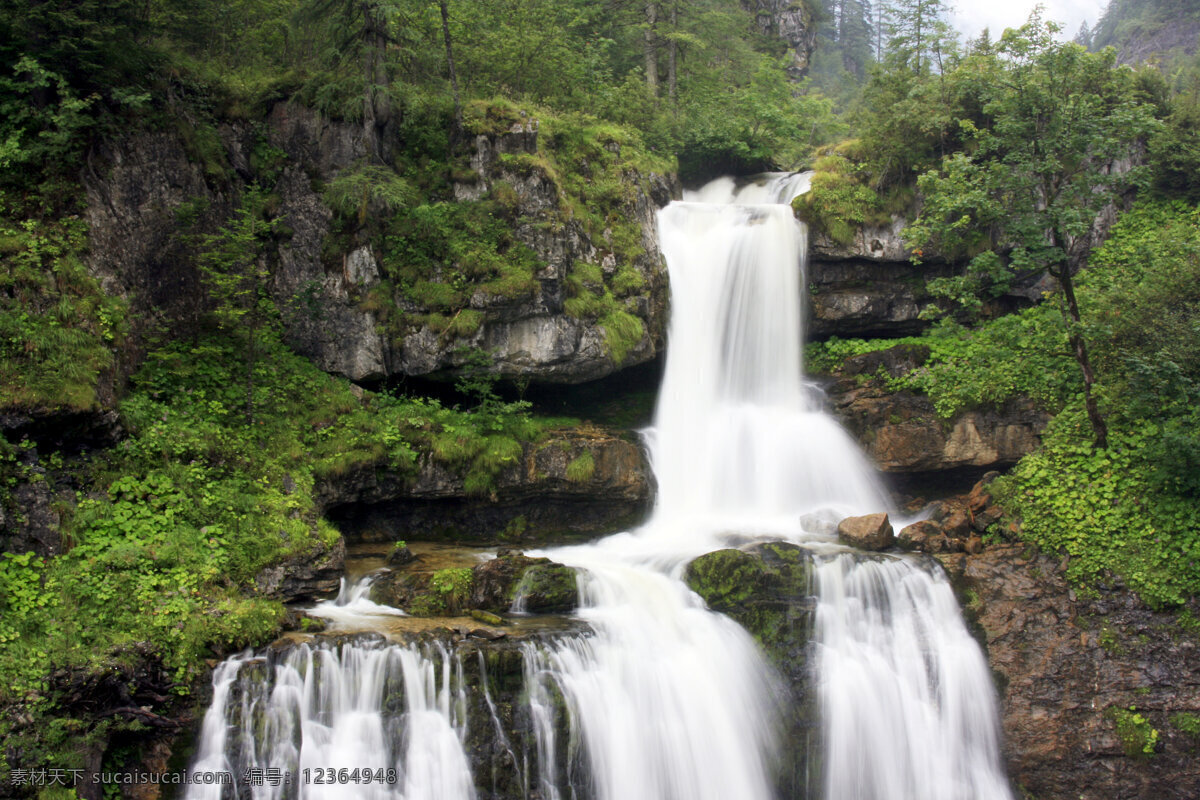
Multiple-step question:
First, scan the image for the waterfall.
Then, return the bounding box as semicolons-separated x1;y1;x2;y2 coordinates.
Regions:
186;172;1012;800
186;639;475;800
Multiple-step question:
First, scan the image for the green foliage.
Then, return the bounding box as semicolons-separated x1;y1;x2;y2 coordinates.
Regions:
792;145;888;245
1105;705;1160;757
0;199;126;411
325;163;417;225
565;451;595;483
806;307;1078;418
993;406;1200;608
907;17;1160;282
1170;711;1200;741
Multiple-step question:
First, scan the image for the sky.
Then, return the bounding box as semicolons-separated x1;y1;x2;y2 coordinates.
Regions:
948;0;1110;42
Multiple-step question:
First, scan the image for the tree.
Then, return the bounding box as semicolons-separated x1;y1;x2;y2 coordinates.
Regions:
884;0;953;73
196;187;279;424
905;15;1162;447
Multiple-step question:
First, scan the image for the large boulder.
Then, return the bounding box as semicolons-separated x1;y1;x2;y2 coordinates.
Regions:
836;512;894;551
685;542;818;797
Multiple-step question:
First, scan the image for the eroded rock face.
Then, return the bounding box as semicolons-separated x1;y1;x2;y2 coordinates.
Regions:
941;546;1200;800
84;104;675;387
827;381;1049;473
319;428;653;545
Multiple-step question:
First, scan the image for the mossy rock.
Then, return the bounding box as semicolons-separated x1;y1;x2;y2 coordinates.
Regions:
511;562;578;614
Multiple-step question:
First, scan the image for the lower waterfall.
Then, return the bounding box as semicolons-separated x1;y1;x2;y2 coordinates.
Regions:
186;173;1012;800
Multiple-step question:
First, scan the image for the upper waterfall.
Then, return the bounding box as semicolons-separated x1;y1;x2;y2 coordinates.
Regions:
647;172;890;546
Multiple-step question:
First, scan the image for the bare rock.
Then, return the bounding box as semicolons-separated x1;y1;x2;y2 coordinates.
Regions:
837;513;894;551
943;545;1200;800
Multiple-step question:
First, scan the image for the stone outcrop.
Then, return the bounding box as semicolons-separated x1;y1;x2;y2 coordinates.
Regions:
742;0;818;77
684;542;818;797
319;427;653;545
806;218;956;340
819;346;1051;475
836;512;894;550
829;383;1050;473
371;549;579;616
253;536;346;603
84;103;675;387
941;546;1200;800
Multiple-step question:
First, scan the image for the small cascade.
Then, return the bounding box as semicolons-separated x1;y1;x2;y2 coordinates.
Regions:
185;639;475;800
814;555;1011;800
308;574;407;627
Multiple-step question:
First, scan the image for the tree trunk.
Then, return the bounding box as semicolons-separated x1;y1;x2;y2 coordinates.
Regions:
667;1;677;103
439;0;462;142
1056;263;1109;449
644;2;659;95
362;1;390;162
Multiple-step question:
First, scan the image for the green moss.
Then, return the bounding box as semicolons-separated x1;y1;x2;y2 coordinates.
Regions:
1106;706;1160;757
565;451;595;483
685;549;767;610
510;562;578;613
1169;711;1200;741
599;309;645;365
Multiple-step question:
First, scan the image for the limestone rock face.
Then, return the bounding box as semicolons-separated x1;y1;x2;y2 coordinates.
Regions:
318;427;653;545
836;512;894;551
828;381;1050;473
941;546;1200;800
84;104;675;386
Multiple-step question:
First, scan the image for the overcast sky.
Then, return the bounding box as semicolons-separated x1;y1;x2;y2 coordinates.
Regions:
948;0;1110;42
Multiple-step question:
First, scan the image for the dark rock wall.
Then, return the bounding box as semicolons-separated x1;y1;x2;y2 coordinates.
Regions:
942;545;1200;800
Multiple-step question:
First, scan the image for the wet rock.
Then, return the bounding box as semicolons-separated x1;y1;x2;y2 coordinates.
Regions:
386;542;416;566
511;562;578;614
469;610;505;626
837;513;894;551
684;542;817;798
897;520;954;554
371;551;579;616
470;553;546;609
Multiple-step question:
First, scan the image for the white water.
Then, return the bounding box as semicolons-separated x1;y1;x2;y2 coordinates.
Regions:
307;575;408;627
187;172;1012;800
186;639;475;800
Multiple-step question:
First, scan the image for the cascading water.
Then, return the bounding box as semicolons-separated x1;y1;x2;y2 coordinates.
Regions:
187;638;475;800
186;172;1012;800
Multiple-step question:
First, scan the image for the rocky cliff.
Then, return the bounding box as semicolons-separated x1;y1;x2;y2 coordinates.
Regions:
84;103;676;388
743;0;818;77
942;545;1200;800
318;426;653;546
806;217;956;340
